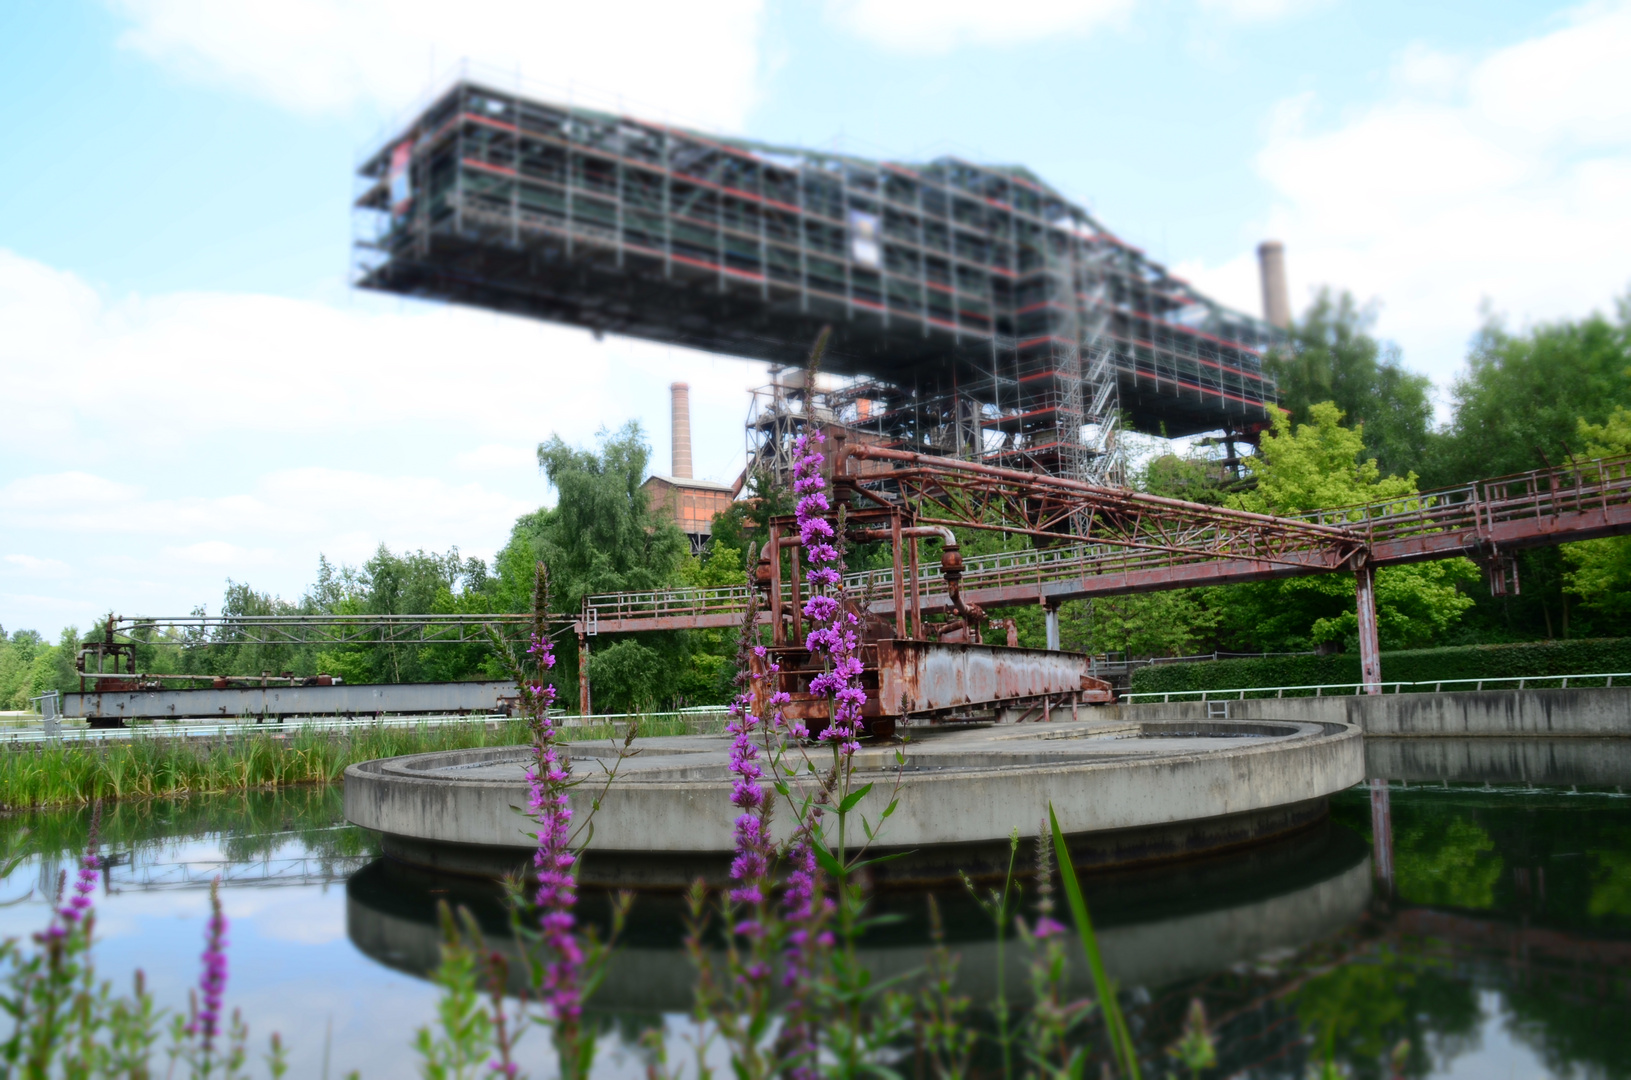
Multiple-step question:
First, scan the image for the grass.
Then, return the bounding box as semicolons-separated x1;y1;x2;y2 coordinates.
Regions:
0;712;725;810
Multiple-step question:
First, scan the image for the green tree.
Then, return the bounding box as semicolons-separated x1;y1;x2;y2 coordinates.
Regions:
1563;406;1631;622
0;630;49;710
1214;403;1477;651
1053;592;1218;658
1428;302;1631;486
492;422;699;711
1265;289;1434;479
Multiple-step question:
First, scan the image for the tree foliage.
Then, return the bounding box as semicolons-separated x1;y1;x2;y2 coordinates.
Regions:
1265;289;1434;480
1214;403;1477;651
1563;407;1631;622
1428;305;1631;486
492;422;724;712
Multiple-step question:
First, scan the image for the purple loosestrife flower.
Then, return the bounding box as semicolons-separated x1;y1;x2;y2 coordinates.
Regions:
522;628;583;1025
57;849;99;929
189;879;229;1054
791;428;864;757
726;652;774;912
1031;915;1067;940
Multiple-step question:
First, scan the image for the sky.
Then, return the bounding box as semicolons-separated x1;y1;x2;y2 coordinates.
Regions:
2;0;1629;638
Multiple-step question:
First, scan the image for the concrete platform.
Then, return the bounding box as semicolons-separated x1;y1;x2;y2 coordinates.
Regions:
344;717;1363;884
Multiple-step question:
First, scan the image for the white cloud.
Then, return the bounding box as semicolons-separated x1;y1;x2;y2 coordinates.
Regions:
0;249;766;632
1390;43;1468;96
826;0;1134;51
0;249;762;478
1175;1;1631;385
109;0;765;129
1196;0;1323;21
828;0;1318;50
3;555;72;578
454;444;540;472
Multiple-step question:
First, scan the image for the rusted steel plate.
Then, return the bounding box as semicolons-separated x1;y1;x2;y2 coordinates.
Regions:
876;640;1105;714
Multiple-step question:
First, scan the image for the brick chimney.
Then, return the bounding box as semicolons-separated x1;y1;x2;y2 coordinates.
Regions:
670;382;693;479
1257;240;1291;330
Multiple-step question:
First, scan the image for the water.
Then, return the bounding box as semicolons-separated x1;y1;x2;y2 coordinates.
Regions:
0;744;1628;1078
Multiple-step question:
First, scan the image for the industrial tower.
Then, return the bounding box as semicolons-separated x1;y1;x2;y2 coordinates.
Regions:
355;79;1282;485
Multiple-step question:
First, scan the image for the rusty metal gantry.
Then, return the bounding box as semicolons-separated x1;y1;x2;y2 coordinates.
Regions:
577;448;1631;709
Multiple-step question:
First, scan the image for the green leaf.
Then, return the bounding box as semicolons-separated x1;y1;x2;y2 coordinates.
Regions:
851;849;915;871
1050;803;1141;1080
814;842;845;879
880;797;899;820
839;782;875;814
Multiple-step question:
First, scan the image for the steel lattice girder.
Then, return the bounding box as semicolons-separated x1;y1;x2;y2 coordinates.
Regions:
576;452;1631;634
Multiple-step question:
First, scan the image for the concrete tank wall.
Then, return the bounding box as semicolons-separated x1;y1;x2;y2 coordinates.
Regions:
1101;687;1631;737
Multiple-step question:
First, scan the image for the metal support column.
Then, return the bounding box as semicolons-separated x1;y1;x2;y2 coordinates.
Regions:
577;631;591;716
1356;563;1382;695
890;512;907;637
1045;603;1060;651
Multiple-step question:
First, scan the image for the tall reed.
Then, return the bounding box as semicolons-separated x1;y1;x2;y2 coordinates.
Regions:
0;713;719;811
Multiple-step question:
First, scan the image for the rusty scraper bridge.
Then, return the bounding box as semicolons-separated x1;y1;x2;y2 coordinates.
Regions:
574;445;1631;731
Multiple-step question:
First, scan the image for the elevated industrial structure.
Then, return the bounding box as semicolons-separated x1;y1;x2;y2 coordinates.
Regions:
355;80;1282;484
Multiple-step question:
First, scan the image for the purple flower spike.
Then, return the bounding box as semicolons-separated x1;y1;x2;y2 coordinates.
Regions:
189;879;229;1053
790;428;865;757
521;624;583;1025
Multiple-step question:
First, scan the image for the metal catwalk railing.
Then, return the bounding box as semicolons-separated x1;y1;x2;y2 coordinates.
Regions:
1122;672;1631;703
582;454;1631;634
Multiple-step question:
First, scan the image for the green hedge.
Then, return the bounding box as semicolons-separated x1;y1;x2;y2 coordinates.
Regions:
1128;638;1631;695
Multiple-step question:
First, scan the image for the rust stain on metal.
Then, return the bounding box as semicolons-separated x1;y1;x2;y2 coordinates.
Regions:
875;640;1111;714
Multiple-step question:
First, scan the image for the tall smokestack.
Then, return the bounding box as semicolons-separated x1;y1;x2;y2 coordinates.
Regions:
1257;240;1291;330
670;381;693;479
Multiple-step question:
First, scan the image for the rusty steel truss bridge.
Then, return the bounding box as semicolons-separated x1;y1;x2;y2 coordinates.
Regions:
577;448;1631;696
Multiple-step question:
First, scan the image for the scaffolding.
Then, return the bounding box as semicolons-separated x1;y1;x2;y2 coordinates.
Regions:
355;79;1282;487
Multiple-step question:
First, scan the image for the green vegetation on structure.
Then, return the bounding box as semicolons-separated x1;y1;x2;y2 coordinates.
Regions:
1129;637;1631;695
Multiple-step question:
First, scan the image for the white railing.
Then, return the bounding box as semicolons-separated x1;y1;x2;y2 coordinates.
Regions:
1121;672;1630;703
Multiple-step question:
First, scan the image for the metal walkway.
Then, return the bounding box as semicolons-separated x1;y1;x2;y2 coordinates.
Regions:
580;453;1631;635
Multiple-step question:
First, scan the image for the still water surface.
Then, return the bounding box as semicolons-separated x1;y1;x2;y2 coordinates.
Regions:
0;740;1627;1078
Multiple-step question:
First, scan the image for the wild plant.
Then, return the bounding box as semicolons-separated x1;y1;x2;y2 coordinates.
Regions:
1018;825;1094;1077
915;894;976;1079
0;810;288;1079
1048;804;1142;1080
419;560;638;1080
960;829;1022;1078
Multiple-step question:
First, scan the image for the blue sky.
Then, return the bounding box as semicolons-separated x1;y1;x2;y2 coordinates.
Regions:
3;0;1628;637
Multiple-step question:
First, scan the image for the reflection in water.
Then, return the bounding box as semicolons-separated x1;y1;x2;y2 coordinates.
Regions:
1366;736;1631;789
0;747;1627;1078
348;819;1372;1012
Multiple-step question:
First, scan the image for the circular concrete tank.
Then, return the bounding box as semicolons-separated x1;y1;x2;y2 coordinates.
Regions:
344;718;1364;884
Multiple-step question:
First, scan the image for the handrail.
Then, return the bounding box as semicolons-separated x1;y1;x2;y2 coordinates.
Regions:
1121;671;1631;703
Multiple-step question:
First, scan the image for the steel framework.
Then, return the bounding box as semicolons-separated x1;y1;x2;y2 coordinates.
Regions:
577;452;1631;635
355;79;1280;486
